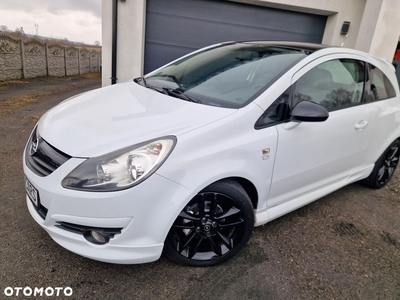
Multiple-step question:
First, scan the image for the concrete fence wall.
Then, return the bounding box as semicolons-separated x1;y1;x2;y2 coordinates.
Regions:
0;34;101;81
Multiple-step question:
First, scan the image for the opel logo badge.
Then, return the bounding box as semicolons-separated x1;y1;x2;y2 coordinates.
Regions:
203;224;211;232
30;138;39;155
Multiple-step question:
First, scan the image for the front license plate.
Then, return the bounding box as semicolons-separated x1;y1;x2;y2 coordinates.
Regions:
25;177;39;208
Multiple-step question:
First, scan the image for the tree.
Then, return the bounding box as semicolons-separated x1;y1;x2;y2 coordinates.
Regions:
15;27;25;34
13;27;25;39
0;25;10;32
94;40;101;46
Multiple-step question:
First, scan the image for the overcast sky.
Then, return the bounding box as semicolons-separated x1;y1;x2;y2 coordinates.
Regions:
0;0;101;45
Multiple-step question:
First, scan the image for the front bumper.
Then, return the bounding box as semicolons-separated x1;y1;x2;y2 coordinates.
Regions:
24;156;193;264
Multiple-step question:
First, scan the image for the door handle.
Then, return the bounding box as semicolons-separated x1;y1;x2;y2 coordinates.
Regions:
355;120;368;130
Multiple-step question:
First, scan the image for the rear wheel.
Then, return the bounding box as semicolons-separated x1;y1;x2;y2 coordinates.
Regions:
364;140;400;189
164;180;254;267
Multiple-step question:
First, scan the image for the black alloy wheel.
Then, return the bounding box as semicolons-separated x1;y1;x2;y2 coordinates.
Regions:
364;139;400;189
164;180;254;267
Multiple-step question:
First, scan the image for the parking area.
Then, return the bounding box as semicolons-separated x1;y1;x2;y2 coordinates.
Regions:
0;76;399;299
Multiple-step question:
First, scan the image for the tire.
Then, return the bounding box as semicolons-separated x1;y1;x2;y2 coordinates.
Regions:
164;180;254;267
364;139;400;189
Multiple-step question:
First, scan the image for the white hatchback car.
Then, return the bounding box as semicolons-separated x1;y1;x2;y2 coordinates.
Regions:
24;41;400;266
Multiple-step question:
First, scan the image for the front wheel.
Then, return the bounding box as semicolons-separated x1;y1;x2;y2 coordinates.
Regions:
364;139;400;189
164;180;254;267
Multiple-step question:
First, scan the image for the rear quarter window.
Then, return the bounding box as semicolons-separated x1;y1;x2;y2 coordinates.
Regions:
370;65;396;101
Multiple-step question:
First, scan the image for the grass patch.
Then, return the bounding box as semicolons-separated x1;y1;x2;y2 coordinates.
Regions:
0;91;50;117
0;79;30;86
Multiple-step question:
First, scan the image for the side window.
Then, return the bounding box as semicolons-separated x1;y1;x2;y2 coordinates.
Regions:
293;59;365;111
255;87;290;129
369;64;396;101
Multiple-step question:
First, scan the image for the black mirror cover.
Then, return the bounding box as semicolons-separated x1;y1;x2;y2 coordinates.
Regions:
290;101;329;122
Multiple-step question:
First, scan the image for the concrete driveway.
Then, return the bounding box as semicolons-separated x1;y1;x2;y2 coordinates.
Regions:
0;75;399;299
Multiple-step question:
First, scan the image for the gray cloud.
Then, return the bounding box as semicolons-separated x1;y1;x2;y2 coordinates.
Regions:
0;0;101;18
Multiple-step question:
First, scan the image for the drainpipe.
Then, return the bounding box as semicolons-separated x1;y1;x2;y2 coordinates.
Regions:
111;0;119;85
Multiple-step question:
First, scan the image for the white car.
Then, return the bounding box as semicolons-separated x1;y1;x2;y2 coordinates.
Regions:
24;41;400;266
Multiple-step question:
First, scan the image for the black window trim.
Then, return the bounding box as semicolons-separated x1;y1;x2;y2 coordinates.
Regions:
254;86;293;130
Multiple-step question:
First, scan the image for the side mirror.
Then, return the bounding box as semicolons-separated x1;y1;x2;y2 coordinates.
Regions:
290;101;329;122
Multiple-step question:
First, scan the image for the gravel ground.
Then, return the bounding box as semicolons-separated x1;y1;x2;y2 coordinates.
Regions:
0;75;399;299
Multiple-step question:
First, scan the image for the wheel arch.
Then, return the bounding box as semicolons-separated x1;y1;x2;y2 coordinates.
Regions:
371;133;400;165
212;177;259;210
363;137;400;188
161;175;259;244
164;176;256;266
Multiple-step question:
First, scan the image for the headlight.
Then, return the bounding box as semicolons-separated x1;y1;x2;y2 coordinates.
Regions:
61;136;176;192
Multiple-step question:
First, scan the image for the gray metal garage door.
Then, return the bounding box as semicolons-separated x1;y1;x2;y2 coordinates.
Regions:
144;0;326;74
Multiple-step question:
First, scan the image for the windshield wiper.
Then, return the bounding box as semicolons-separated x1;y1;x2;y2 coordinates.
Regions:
133;76;147;85
134;77;169;94
161;87;202;103
134;77;201;103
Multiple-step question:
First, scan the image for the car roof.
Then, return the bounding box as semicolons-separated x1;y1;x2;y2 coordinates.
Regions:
236;41;333;53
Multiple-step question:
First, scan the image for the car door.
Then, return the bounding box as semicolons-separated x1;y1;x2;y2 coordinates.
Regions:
266;55;370;208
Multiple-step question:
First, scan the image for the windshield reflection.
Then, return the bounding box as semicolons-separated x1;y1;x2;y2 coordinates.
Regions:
143;43;307;108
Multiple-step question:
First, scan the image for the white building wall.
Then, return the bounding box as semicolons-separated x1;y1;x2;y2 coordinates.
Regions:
356;0;400;62
102;0;146;86
102;0;400;87
101;0;112;87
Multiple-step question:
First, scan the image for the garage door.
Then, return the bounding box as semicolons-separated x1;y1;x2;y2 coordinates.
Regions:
144;0;327;74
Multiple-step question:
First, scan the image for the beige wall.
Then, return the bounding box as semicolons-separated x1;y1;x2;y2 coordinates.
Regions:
102;0;400;87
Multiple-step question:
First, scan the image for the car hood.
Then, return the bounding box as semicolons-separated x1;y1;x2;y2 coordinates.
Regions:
38;82;236;157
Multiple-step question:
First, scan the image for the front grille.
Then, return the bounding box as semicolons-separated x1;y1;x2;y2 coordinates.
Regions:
25;127;71;177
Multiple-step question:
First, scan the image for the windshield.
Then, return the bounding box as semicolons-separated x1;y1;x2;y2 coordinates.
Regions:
142;43;307;108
